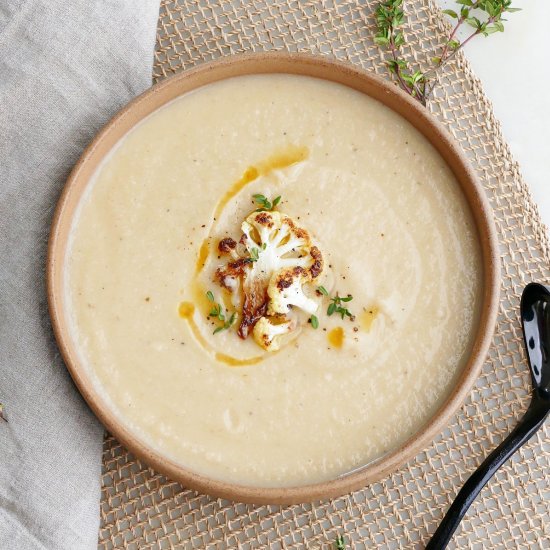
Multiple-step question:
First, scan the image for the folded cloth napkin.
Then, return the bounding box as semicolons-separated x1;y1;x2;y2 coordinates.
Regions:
0;2;159;548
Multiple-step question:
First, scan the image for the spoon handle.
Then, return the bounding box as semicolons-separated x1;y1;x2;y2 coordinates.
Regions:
426;398;549;550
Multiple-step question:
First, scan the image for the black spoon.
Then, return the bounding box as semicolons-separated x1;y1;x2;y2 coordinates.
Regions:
427;282;550;549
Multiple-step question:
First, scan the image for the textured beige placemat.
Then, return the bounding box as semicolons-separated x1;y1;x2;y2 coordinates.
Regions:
98;1;550;548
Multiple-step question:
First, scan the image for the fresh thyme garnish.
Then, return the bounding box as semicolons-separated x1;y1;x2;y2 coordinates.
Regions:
375;0;427;101
375;0;520;104
327;293;354;320
253;193;282;211
249;247;260;262
206;291;237;334
209;302;224;320
317;285;329;296
335;535;346;550
316;286;354;320
310;314;319;329
213;312;236;334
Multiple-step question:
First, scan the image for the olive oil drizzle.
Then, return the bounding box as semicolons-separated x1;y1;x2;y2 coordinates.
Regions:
178;301;210;351
195;240;210;273
327;326;345;348
214;166;259;224
360;306;379;332
215;353;263;367
184;146;310;366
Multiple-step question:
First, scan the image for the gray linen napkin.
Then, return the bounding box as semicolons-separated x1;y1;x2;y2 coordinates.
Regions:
0;2;159;548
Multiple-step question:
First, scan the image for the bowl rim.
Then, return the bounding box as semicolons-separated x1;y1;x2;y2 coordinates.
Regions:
47;52;500;505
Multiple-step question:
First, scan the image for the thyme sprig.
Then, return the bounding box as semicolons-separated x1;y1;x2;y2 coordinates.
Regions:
318;286;355;320
375;0;427;102
253;193;281;211
375;0;520;104
206;291;236;334
327;294;354;320
434;0;520;69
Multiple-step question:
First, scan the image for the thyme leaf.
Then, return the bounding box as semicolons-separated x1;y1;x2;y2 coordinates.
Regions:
249;247;260;262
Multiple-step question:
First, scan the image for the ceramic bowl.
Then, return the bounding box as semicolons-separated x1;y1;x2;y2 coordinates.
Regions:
47;53;500;504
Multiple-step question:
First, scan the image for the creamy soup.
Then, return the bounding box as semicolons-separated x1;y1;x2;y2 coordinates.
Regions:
66;74;482;487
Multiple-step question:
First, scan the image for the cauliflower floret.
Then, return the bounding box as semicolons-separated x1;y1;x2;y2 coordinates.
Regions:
267;267;318;315
241;211;322;279
253;316;296;351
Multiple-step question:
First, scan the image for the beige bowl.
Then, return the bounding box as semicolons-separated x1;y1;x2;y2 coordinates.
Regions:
47;53;500;504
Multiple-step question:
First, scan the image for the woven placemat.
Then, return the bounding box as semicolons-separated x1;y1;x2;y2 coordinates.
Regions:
98;1;550;548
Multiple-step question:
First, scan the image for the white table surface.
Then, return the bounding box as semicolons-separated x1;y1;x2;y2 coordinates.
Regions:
437;0;550;234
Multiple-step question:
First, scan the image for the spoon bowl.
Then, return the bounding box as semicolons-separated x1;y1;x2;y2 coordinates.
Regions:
521;282;550;398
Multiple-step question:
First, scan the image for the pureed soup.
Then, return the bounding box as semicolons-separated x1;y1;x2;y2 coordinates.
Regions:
66;74;482;488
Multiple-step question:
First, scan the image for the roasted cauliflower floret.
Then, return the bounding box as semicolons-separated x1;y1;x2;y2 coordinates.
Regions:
241;211;321;278
252;316;295;352
267;267;318;315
